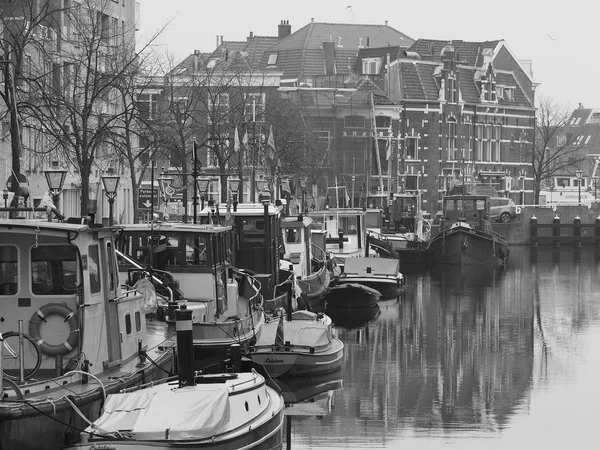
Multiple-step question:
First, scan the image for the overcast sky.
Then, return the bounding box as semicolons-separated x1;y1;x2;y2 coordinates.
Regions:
138;0;597;110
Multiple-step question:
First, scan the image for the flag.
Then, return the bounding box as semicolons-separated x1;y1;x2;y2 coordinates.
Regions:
267;125;276;160
233;126;240;153
274;313;285;347
320;137;332;165
386;127;392;161
345;188;350;207
242;131;249;149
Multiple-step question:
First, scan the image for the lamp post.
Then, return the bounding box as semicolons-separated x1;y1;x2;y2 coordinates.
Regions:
256;175;270;203
44;166;67;207
101;169;120;226
2;189;8;207
196;176;210;212
300;177;307;214
229;177;241;212
576;169;583;205
594;176;599;199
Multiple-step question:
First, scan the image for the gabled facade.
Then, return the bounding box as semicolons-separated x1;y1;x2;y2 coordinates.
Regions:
387;40;537;213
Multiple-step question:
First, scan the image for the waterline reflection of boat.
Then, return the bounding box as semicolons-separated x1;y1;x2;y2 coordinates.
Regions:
325;304;381;329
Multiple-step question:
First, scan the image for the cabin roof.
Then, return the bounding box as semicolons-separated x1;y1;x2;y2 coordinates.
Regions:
0;218;113;234
198;203;283;217
121;223;232;234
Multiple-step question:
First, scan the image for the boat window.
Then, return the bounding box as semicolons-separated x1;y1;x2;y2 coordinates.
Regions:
286;228;300;243
184;235;208;266
106;242;118;293
339;216;357;235
31;246;78;295
88;245;102;294
125;312;132;335
0;246;18;296
135;310;142;332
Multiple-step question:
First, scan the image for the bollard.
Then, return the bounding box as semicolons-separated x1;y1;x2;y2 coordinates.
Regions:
596;216;600;247
230;343;241;373
338;231;344;250
552;215;560;247
530;215;538;247
167;301;179;322
175;305;195;387
574;215;582;247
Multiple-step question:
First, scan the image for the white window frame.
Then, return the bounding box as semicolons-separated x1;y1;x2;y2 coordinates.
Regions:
362;57;381;75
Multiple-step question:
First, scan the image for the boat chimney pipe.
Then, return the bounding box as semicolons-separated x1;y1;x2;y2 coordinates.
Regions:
175;305;195;387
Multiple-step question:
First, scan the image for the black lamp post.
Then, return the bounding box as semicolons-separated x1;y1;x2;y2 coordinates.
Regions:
197;176;210;212
2;189;8;207
256;176;270;203
576;169;583;205
230;177;241;212
102;169;120;226
300;177;307;214
44;167;67;207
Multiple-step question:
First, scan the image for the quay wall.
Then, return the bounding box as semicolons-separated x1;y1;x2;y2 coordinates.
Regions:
434;204;600;245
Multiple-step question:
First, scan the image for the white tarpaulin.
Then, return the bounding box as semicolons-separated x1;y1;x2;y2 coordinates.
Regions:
89;384;231;441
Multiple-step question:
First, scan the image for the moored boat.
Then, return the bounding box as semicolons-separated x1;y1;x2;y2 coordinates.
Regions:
280;214;332;312
250;309;344;378
0;210;176;450
62;308;284;450
333;256;404;300
116;223;265;356
429;194;509;268
323;282;381;309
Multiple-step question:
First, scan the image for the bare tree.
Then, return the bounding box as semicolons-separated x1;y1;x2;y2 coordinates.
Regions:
0;0;61;201
530;95;586;204
18;0;155;215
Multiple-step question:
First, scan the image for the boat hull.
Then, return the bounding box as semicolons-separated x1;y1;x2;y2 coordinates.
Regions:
335;276;402;300
0;349;175;450
430;224;508;267
323;283;381;308
251;337;344;378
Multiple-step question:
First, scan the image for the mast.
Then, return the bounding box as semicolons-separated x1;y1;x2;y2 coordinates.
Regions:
369;92;385;194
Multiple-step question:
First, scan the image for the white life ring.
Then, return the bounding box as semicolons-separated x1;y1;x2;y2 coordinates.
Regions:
29;303;79;356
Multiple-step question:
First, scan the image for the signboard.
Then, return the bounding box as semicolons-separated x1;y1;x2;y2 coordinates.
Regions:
138;187;159;209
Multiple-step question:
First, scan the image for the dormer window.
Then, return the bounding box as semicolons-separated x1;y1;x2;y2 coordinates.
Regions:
448;76;458;103
362;57;381;75
496;86;504;100
267;53;278;65
505;87;514;101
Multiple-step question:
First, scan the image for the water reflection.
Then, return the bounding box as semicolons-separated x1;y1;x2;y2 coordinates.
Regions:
326;304;381;330
287;246;600;448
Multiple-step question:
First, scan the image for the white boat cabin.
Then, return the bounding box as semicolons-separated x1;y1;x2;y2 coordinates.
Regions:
0;219;148;379
280;215;327;279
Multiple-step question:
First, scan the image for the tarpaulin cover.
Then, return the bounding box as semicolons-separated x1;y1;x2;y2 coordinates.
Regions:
89;384;230;441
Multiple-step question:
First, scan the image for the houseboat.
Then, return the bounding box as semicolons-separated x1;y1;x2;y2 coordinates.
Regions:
0;209;176;450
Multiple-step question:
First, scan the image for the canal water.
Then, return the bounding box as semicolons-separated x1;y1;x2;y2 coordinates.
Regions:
283;246;600;449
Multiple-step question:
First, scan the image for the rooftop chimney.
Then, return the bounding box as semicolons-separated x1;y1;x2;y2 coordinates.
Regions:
385;20;388;26
216;35;219;49
248;31;254;42
278;20;291;39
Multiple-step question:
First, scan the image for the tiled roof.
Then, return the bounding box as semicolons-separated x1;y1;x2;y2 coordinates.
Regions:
397;61;532;108
409;39;501;67
264;22;414;79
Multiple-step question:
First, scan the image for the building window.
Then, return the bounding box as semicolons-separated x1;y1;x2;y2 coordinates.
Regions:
448;77;458;103
475;124;483;161
344;115;366;128
492;125;501;161
267;53;278;65
362;57;381;75
505;88;514;101
208;92;229;124
243;92;265;122
406;137;418;160
137;93;158;120
447;119;457;160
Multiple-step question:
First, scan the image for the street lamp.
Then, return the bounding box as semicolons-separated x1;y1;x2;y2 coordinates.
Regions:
3;189;8;207
300;177;307;214
229;177;241;212
256;175;270;203
197;176;211;212
576;169;584;205
44;166;67;207
101;169;120;226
